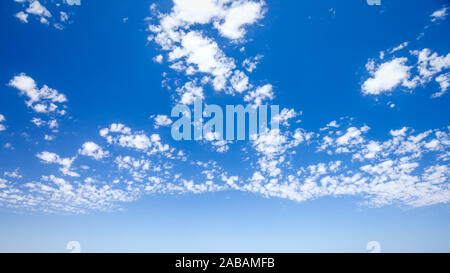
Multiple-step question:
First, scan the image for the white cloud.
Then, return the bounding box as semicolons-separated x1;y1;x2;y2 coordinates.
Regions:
0;115;6;131
272;108;298;127
9;73;68;115
153;54;163;64
31;118;59;129
100;124;170;154
169;31;236;91
214;0;265;39
44;134;55;141
432;72;450;98
362;58;413;95
320;120;340;131
153;115;173;128
177;81;204;105
230;70;249;93
64;0;81;6
100;123;132;137
431;7;448;22
15;11;29;23
36;151;79;177
148;0;267;96
153;0;265;40
26;0;51;18
79;142;109;160
412;48;450;80
389;42;408;54
60;11;69;22
4;169;22;179
242;55;263;72
13;0;80;28
336;127;368;146
252;128;287;158
362;48;450;97
244;84;274;106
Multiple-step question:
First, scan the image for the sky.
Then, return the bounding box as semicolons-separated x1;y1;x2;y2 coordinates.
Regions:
0;0;449;253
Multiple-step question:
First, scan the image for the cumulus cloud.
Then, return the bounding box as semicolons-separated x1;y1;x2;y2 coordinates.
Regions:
26;0;51;18
9;73;68;115
36;151;79;177
177;81;205;105
244;84;274;106
152;0;265;40
243;55;263;72
213;0;266;39
15;11;29;23
148;0;267;97
169;31;236;91
79;142;109;160
362;58;413;95
4;169;22;179
13;0;80;29
432;72;450;98
272;108;299;127
362;48;450;97
100;123;170;154
153;115;173;128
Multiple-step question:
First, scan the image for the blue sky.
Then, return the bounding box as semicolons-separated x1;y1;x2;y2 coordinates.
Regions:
0;0;449;252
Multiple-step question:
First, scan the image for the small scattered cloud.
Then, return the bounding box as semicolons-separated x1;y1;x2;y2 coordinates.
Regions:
431;6;448;22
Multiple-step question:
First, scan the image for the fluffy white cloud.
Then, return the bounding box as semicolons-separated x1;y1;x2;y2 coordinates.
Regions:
31;117;59;129
4;169;22;179
230;70;249;93
14;0;80;28
412;49;450;80
362;58;413;95
242;55;263;72
79;142;109;160
169;31;236;91
36;151;79;177
214;0;266;39
26;0;51;18
272;108;298;127
9;73;67;115
177;81;205;105
153;115;173;128
336;126;369;146
15;11;28;23
148;0;267;97
153;54;163;64
244;84;274;106
433;72;450;98
362;49;450;97
152;0;265;40
100;124;170;154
